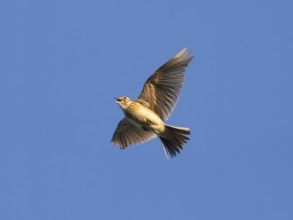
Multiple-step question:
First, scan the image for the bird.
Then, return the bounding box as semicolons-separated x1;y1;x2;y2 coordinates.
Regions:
111;48;193;158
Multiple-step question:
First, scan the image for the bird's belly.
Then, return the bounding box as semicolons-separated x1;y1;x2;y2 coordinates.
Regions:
126;105;165;134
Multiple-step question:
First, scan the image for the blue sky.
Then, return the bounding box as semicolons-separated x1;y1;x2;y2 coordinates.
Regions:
1;0;293;219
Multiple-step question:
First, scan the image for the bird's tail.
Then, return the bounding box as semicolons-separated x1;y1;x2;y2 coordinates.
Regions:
159;125;190;158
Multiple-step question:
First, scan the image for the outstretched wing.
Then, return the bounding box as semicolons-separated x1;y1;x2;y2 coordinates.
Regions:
111;117;156;149
136;48;193;121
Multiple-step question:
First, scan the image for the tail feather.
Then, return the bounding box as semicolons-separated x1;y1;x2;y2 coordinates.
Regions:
159;125;190;158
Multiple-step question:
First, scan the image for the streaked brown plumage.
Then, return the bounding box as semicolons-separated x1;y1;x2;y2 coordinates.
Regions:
111;48;193;158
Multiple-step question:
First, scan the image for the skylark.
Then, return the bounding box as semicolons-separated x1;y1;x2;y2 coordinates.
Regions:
111;48;193;158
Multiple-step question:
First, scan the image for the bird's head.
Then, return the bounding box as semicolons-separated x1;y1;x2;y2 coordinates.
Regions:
115;96;132;110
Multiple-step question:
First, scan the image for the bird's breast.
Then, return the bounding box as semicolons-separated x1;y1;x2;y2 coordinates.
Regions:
125;102;165;134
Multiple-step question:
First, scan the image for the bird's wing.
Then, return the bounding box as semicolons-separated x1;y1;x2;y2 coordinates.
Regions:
136;48;193;121
111;117;156;149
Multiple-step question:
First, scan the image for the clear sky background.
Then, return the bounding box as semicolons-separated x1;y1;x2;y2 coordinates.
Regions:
1;0;292;219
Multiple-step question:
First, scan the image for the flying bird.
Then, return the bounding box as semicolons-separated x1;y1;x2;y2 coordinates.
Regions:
111;48;193;158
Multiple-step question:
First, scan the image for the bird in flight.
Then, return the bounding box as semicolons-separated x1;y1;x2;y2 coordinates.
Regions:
111;48;193;158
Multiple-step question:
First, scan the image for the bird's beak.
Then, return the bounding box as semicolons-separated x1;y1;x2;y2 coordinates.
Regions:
114;97;121;103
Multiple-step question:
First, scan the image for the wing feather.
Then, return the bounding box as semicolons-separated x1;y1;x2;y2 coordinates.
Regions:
111;118;156;149
136;48;193;120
